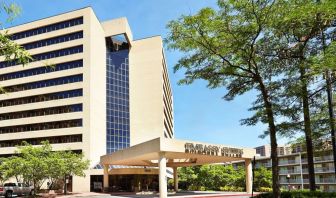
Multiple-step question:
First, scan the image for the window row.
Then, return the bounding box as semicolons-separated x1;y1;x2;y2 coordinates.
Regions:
11;17;83;40
107;117;129;124
0;45;83;69
1;74;83;94
107;95;129;102
106;50;130;154
0;89;83;107
0;119;83;134
107;143;130;153
0;104;82;121
0;134;82;148
106;130;129;137
22;31;83;50
0;60;83;81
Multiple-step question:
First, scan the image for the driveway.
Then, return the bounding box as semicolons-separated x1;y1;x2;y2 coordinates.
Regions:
56;191;256;198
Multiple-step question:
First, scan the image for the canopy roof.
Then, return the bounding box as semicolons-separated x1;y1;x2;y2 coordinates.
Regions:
100;138;255;167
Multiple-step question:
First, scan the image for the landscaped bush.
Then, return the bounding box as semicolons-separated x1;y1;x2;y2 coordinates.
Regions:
254;191;336;198
187;185;207;191
199;186;206;191
220;186;244;192
187;185;198;191
258;187;272;192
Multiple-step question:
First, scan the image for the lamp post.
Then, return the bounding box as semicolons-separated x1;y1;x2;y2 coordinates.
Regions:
286;174;291;191
252;156;255;197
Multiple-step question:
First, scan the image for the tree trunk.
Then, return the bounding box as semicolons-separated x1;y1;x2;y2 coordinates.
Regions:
325;70;336;175
299;64;316;191
64;175;67;195
322;31;336;176
257;77;280;198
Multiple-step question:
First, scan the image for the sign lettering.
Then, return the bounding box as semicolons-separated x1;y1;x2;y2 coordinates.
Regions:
185;143;243;157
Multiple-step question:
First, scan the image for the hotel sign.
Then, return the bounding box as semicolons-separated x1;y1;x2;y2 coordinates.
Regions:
184;143;243;158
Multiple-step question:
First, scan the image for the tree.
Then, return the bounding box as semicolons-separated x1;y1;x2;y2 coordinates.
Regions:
0;156;26;183
58;151;89;195
254;167;272;191
178;165;245;191
166;1;285;196
16;142;51;191
267;0;336;190
0;1;33;94
0;141;89;195
0;1;32;71
44;149;89;194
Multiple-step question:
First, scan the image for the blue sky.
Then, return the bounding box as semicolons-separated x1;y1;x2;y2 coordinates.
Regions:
4;0;290;148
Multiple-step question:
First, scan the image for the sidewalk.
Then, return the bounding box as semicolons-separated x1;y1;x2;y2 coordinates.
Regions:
40;192;109;197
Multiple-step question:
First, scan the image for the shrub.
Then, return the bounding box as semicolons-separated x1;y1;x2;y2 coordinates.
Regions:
258;187;272;192
254;191;336;198
167;179;174;190
187;185;198;191
220;186;244;192
199;186;206;191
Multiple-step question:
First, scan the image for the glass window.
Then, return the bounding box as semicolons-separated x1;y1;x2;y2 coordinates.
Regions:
10;17;83;40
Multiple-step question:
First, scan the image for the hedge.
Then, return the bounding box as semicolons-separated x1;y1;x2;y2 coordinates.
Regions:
254;191;336;198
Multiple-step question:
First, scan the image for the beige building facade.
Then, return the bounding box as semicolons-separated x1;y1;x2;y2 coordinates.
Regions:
0;7;173;192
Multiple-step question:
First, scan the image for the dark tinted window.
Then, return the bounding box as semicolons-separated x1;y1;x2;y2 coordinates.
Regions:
0;45;83;69
11;17;83;40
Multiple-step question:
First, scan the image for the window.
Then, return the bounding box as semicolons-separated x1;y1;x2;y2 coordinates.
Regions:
0;46;83;69
1;74;83;94
0;89;83;107
0;134;82;148
0;119;83;134
10;17;83;40
22;31;83;50
0;60;83;81
0;104;82;121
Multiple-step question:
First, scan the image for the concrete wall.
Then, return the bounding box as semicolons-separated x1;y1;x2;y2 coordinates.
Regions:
129;36;165;146
0;7;175;193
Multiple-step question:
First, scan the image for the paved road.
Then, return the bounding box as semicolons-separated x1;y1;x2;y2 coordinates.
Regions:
80;196;251;198
57;192;254;198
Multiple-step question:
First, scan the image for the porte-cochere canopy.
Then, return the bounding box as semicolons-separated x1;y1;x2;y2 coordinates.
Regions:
100;138;256;198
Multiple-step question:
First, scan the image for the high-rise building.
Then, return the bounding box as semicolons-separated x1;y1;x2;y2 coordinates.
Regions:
0;7;173;192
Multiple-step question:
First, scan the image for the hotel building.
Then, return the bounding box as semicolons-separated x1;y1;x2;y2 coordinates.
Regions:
0;7;173;192
0;7;256;197
232;144;336;192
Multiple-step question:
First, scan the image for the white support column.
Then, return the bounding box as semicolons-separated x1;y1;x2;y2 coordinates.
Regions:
159;152;167;198
103;165;109;192
173;167;178;192
245;159;253;194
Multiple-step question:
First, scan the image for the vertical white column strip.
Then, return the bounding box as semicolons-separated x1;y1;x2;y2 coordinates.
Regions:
159;152;167;198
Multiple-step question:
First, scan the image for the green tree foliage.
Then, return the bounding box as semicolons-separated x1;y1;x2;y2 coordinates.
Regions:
165;1;286;196
0;1;32;93
177;164;272;192
254;167;272;191
166;0;336;195
0;141;89;193
0;1;32;64
178;165;245;191
0;156;26;183
266;0;336;191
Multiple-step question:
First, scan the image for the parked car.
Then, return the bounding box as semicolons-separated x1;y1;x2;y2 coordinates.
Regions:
0;182;34;197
